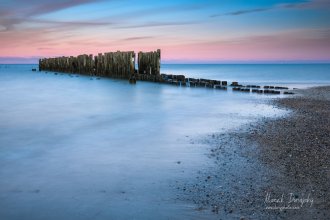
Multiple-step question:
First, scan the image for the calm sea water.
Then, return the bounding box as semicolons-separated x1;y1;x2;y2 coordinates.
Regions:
163;64;330;88
0;64;329;220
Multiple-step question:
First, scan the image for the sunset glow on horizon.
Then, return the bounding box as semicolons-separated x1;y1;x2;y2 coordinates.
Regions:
1;0;330;64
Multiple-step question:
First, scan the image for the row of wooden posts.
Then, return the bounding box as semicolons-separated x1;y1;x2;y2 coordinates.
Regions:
39;49;161;80
39;49;294;95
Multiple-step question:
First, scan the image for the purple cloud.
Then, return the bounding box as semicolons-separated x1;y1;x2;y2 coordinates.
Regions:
114;21;199;29
121;36;154;41
0;0;104;30
211;0;330;18
280;0;330;9
211;8;271;17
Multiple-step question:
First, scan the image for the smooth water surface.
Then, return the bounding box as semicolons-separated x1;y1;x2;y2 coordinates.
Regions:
1;64;326;219
162;64;330;88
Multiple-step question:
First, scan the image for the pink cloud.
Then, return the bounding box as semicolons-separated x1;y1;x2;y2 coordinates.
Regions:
159;30;330;62
1;15;329;63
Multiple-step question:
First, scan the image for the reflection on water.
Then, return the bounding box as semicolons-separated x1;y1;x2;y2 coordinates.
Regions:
0;64;304;220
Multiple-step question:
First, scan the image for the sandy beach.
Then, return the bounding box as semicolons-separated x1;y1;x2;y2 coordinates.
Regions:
181;86;330;219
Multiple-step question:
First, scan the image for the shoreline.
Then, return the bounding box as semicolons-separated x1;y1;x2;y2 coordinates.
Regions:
181;86;330;219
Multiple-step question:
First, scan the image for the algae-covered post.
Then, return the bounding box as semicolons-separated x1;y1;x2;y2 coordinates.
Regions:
39;51;136;79
136;49;162;82
137;49;161;75
105;51;135;79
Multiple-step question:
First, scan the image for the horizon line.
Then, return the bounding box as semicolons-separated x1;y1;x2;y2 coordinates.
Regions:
1;62;330;65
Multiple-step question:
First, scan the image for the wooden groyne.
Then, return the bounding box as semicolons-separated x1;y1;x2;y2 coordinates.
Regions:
138;49;160;75
39;51;136;79
39;49;294;95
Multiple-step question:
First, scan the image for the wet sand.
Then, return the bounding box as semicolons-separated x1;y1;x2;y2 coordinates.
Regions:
180;86;330;219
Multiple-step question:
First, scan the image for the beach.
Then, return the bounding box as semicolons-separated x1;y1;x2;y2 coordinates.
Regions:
183;86;330;219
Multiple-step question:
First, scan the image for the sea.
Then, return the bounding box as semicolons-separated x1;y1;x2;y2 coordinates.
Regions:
0;64;329;220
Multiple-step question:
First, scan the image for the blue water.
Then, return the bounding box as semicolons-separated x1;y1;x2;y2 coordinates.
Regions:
0;64;329;220
162;64;330;88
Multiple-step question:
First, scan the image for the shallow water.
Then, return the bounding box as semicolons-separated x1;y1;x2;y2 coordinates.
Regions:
0;64;327;219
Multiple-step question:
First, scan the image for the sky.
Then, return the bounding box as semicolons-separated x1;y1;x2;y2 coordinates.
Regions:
0;0;330;64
